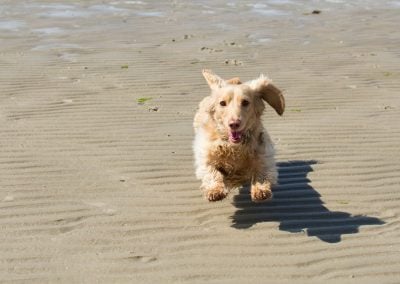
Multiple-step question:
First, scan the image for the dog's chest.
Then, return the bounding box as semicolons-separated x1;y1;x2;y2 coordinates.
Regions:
207;143;255;179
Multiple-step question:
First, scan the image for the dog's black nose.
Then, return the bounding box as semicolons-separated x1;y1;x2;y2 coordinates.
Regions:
229;120;241;130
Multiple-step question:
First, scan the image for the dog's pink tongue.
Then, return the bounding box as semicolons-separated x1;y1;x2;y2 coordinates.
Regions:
229;131;242;143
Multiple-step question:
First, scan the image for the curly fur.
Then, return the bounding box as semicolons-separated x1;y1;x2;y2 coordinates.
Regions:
193;69;285;202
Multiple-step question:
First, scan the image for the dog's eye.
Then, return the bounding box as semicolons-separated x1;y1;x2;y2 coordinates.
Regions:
219;101;226;107
242;100;250;107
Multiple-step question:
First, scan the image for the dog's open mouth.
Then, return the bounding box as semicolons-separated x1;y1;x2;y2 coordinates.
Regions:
229;131;243;143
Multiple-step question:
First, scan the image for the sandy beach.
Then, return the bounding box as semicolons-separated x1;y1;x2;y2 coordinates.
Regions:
1;0;400;282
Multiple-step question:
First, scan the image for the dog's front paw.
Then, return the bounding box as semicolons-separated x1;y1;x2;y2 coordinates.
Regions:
204;185;227;202
251;182;273;202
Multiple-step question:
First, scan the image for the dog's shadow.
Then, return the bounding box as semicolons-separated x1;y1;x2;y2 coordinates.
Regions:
231;160;384;243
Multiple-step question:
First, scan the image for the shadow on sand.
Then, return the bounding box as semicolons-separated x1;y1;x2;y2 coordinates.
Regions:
231;160;384;243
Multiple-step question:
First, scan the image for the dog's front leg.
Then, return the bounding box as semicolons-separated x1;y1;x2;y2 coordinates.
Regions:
200;167;228;202
251;177;273;202
251;155;277;202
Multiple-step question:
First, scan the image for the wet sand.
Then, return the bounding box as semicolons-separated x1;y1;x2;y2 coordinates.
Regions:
1;0;400;282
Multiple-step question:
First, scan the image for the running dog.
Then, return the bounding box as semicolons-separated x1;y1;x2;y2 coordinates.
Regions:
193;69;285;202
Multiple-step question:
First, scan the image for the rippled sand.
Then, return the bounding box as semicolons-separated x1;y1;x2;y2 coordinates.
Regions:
1;0;400;282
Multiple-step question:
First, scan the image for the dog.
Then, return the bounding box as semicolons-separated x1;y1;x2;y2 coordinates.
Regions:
193;69;285;202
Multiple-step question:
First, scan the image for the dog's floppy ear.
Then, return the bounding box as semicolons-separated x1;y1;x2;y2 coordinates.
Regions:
202;69;226;90
246;74;285;116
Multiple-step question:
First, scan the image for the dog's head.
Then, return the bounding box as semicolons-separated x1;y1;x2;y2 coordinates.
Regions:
202;69;285;144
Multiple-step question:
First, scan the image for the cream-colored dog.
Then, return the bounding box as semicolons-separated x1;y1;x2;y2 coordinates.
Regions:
193;69;285;202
